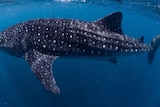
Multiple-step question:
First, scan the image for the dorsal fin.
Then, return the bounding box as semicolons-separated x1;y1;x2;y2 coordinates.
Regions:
95;12;123;34
137;36;144;43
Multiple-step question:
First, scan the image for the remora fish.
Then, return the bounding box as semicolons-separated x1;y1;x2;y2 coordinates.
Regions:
0;12;160;94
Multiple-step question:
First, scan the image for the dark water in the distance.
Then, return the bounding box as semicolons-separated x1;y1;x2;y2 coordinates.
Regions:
0;0;160;107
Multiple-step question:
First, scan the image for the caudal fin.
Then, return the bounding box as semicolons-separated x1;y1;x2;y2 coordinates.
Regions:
148;35;160;64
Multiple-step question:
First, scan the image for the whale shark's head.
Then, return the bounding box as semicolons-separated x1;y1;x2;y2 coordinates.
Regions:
0;26;27;57
0;31;15;55
0;32;13;50
0;30;14;49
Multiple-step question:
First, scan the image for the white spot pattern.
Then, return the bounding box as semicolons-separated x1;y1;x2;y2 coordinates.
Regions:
0;17;154;95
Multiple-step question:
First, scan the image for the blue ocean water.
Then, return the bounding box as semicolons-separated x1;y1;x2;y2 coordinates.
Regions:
0;0;160;107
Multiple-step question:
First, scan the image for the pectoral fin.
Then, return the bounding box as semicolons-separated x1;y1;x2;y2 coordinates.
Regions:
24;50;60;94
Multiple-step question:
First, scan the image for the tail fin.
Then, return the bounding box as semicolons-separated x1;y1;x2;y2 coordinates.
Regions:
148;35;160;64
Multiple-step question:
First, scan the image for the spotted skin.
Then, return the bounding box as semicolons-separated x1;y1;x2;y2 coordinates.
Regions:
23;18;152;56
0;12;160;94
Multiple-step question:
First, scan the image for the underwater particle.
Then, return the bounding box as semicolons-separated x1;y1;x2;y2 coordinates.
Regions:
95;80;99;83
114;69;118;72
111;81;115;84
91;70;95;73
4;102;8;105
28;78;32;82
148;73;152;77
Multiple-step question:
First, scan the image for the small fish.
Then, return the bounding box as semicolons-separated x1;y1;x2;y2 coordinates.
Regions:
0;12;160;94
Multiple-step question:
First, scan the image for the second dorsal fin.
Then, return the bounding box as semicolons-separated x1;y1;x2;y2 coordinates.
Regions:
137;36;144;43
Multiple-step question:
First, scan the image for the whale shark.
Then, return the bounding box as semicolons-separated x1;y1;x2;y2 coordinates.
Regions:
0;12;160;94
